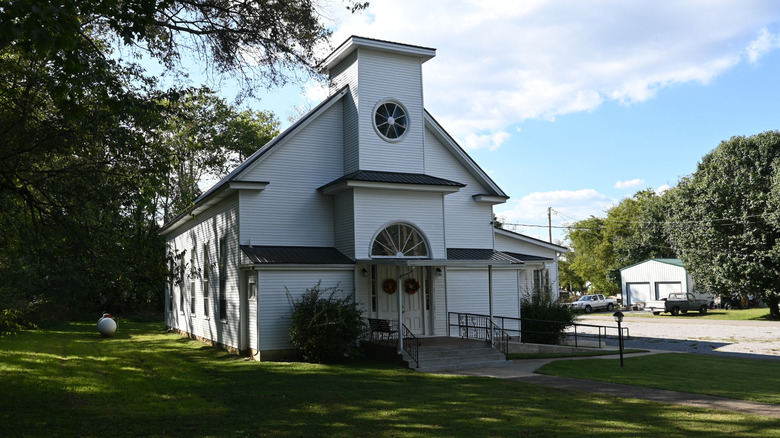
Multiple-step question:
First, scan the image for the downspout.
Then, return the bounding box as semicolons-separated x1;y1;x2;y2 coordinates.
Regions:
489;264;494;324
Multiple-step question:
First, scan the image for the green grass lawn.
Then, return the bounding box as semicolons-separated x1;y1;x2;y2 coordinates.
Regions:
623;308;773;321
2;322;779;437
536;353;780;404
508;349;646;360
579;307;774;321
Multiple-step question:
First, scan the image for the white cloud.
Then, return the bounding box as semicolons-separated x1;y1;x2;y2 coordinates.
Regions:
495;189;615;241
318;1;780;149
614;178;645;189
747;28;780;63
655;184;671;195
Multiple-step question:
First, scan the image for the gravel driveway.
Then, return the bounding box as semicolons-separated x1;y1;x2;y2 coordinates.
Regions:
572;312;780;360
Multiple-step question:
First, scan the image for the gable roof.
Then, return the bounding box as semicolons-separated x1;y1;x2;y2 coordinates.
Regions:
502;252;553;262
322;36;436;73
494;227;569;253
620;258;685;271
424;111;508;200
158;86;350;235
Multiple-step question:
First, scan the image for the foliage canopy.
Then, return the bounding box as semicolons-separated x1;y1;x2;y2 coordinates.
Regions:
0;0;364;325
665;131;780;319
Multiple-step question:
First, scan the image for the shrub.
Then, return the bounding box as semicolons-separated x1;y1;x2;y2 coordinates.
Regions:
0;308;27;337
520;294;575;345
288;281;366;363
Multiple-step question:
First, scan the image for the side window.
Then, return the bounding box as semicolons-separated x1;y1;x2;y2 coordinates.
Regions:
203;243;210;318
219;237;227;321
190;280;197;314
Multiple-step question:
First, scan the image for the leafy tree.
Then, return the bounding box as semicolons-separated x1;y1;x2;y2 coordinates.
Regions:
156;87;280;222
566;190;676;294
666;131;780;319
288;282;366;363
566;216;618;293
0;0;366;322
557;252;587;294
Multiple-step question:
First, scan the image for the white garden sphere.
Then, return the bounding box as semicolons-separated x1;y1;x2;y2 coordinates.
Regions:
98;315;117;337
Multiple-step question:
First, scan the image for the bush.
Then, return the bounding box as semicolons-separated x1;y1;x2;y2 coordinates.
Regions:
288;282;366;363
0;308;27;337
520;294;575;345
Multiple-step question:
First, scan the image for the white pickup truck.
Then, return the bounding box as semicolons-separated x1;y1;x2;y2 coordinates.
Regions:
568;294;617;313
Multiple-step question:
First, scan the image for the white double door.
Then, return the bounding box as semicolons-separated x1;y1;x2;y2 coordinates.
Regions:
375;265;428;335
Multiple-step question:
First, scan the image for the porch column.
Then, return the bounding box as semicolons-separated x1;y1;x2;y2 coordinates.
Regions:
488;264;494;323
397;267;403;355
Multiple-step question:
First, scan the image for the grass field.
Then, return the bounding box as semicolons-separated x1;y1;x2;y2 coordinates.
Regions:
580;307;773;321
637;307;772;320
2;321;779;437
536;352;780;405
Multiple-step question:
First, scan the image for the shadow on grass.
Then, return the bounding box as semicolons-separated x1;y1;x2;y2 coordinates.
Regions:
1;322;778;437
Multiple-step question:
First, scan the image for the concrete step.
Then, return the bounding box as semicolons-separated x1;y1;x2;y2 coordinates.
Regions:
401;336;511;372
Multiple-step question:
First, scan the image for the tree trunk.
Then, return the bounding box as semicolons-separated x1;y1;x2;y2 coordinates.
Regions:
765;295;780;320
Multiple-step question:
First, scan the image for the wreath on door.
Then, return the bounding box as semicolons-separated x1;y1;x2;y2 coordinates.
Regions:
383;278;397;294
405;278;421;294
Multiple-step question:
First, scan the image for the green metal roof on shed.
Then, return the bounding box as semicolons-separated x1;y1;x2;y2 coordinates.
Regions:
620;258;684;271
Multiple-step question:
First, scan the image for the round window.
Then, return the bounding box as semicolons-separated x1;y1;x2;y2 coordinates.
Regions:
373;100;408;141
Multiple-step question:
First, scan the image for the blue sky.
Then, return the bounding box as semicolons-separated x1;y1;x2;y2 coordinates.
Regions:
167;1;780;243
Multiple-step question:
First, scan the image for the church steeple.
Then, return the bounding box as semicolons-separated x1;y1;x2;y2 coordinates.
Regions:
321;37;436;175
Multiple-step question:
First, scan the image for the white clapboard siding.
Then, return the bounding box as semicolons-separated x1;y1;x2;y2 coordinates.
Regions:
432;273;448;335
423;128;495;248
621;260;702;300
328;51;360;174
258;269;355;352
445;268;491;315
352;188;445;260
494;232;560;258
239;101;344;246
355;50;425;173
334;191;356;259
492;268;522;319
165;195;242;349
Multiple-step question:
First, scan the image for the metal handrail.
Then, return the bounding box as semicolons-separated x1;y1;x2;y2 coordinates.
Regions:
452;313;510;358
366;318;420;368
448;312;629;348
487;318;510;358
400;323;420;368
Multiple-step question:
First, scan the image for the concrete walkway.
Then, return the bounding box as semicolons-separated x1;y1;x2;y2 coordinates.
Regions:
439;352;780;419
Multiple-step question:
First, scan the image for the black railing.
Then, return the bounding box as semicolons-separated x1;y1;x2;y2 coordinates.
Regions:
365;318;419;368
488;319;510;358
453;313;510;358
401;323;420;368
449;312;629;349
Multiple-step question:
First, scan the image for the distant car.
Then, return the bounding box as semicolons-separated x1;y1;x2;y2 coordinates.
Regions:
645;292;709;316
567;294;617;313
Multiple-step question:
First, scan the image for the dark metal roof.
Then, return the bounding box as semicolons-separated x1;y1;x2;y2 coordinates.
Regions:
241;246;354;265
319;170;465;191
502;252;553;262
447;248;524;264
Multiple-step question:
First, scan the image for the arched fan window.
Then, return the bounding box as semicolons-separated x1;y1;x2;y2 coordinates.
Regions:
371;223;428;258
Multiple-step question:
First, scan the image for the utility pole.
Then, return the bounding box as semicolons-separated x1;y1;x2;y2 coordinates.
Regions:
548;207;552;243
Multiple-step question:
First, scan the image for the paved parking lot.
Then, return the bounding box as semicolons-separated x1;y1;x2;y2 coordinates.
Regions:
573;312;780;359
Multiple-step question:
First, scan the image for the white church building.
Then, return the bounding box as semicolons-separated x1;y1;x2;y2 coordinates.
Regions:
160;36;567;360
